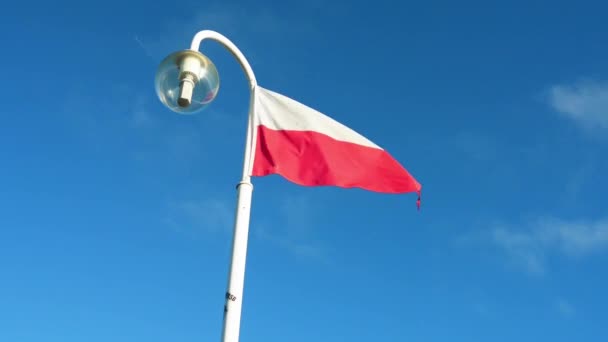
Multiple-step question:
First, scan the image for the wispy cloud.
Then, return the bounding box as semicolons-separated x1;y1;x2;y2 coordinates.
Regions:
166;198;233;235
256;227;327;260
254;195;328;262
165;194;328;261
61;83;142;149
133;35;155;60
547;79;608;131
120;88;155;129
138;3;319;63
489;217;608;274
457;131;499;161
562;160;595;203
555;298;576;318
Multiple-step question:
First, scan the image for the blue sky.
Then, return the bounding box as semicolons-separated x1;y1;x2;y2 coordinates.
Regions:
1;0;607;341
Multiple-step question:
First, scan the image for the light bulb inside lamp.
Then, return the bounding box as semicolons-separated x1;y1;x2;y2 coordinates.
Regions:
177;55;201;108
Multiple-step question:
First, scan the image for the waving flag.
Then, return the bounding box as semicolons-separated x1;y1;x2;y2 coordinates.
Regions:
250;86;421;207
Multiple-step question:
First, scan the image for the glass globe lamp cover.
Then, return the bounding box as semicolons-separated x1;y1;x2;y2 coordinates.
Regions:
155;50;220;114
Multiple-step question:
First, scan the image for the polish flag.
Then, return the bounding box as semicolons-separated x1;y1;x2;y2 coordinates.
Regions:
251;86;421;207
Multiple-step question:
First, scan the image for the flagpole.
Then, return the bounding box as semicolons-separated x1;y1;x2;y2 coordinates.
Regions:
190;30;258;342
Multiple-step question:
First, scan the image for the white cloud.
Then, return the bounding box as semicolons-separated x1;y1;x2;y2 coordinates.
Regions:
490;217;608;274
548;80;608;131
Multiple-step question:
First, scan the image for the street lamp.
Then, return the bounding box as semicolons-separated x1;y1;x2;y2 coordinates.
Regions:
155;26;425;342
155;30;258;342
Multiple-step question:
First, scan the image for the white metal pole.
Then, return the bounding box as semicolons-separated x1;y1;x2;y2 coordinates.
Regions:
190;30;258;342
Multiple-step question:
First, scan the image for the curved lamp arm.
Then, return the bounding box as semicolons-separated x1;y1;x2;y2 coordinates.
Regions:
191;30;258;91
